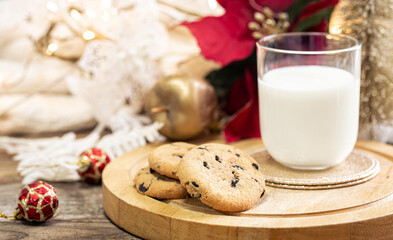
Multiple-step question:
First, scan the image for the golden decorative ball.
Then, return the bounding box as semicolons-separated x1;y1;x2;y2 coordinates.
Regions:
145;74;217;140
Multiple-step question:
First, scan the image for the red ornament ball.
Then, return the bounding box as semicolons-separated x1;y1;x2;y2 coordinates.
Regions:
77;147;111;184
15;180;59;222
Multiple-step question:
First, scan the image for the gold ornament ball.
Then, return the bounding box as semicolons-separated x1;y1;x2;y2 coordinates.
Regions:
145;74;217;140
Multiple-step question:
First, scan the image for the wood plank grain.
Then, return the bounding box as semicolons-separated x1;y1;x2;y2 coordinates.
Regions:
0;150;21;185
356;140;393;160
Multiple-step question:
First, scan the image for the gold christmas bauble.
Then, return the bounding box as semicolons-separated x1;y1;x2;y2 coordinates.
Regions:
145;73;217;140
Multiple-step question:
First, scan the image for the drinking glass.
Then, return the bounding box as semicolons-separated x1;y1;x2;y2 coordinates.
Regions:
257;32;361;170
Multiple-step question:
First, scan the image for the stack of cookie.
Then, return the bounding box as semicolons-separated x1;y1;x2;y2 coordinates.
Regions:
135;142;266;212
135;142;195;199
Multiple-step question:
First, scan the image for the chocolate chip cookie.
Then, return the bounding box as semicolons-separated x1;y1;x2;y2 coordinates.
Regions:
148;142;196;179
135;167;189;199
177;143;265;212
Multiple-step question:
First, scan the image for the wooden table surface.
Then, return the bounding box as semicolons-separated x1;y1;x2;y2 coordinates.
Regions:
1;137;392;240
0;149;139;240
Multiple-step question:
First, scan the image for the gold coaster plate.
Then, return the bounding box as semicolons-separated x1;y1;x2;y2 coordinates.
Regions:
250;149;380;189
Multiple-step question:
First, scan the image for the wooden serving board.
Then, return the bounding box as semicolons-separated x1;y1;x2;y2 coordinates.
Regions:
103;138;393;240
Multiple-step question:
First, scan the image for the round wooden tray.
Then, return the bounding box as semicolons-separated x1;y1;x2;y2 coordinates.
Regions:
102;138;393;239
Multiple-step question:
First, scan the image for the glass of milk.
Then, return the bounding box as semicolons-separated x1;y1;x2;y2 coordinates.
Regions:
257;32;361;170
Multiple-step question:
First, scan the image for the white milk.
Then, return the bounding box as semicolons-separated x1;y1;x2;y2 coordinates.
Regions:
259;65;360;169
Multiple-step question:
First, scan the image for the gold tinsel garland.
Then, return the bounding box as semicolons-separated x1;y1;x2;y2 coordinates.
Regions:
329;0;393;140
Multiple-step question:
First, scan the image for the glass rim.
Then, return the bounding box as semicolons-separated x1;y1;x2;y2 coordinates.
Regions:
256;32;362;55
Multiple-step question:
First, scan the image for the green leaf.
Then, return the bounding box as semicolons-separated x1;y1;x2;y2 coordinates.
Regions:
287;0;319;22
294;7;335;32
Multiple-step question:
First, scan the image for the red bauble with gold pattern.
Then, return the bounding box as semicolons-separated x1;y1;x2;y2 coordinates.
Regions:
77;147;111;184
15;180;59;222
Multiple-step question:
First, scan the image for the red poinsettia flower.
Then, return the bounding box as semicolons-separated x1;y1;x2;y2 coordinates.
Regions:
183;0;339;142
183;0;294;66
